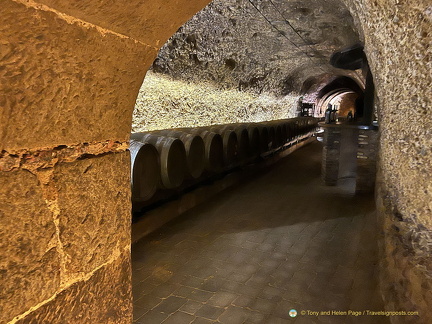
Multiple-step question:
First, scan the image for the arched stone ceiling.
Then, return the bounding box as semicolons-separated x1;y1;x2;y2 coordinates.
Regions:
152;0;364;96
31;0;211;47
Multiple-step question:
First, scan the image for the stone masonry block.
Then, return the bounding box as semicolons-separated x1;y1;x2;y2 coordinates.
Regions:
16;250;132;324
0;0;157;151
0;170;61;323
53;152;131;279
36;0;212;47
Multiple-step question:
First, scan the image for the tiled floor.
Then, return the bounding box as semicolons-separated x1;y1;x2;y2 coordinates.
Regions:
132;141;388;323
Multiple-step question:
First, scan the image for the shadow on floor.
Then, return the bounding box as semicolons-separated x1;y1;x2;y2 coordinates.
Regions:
132;141;388;324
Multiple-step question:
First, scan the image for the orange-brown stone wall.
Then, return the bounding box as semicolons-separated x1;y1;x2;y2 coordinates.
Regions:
1;0;431;323
0;0;210;323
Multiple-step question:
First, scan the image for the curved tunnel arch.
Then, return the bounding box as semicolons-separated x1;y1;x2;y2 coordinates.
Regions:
316;88;358;117
1;0;431;322
300;74;365;117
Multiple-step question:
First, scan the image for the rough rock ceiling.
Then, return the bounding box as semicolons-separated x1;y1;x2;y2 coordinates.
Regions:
152;0;363;96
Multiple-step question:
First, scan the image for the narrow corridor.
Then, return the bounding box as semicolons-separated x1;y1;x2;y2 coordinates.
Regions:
132;141;387;324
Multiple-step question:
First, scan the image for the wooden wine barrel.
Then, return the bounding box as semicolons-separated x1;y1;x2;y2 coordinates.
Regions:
267;124;276;149
246;125;260;157
154;130;205;179
283;121;293;142
279;123;288;145
286;120;298;139
257;125;270;153
217;124;249;164
129;140;160;201
209;126;239;168
131;133;187;189
182;129;224;172
295;118;305;134
273;123;283;148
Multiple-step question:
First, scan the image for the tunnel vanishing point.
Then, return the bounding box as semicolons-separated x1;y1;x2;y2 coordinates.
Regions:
0;0;431;323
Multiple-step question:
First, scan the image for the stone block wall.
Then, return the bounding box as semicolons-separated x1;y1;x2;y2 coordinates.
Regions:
0;0;210;323
0;145;133;323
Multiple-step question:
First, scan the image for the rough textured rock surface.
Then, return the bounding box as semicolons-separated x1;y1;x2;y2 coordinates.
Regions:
0;170;60;322
36;0;211;47
0;0;157;151
15;251;132;324
133;0;362;130
133;71;298;132
341;0;432;321
0;151;132;324
318;0;432;315
54;152;131;279
152;0;361;95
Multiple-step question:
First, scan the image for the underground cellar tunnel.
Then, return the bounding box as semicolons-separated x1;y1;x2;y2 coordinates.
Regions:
0;0;431;323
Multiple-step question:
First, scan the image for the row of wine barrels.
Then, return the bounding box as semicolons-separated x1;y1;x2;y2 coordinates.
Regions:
153;130;205;179
131;133;187;190
130;117;318;203
182;129;224;172
209;126;238;168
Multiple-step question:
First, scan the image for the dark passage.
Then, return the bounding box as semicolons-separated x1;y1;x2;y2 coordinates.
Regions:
132;141;387;324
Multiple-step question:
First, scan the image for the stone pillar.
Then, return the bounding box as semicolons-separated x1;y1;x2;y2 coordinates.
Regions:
321;126;341;185
0;2;154;323
356;128;379;193
0;0;210;323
